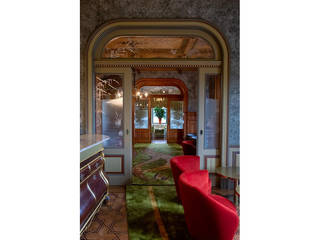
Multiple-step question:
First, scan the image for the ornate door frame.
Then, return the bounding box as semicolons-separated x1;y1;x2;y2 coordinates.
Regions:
86;19;230;167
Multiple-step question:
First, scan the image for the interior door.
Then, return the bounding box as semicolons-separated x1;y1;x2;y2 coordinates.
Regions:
167;98;184;143
94;67;132;185
134;97;151;143
198;68;221;171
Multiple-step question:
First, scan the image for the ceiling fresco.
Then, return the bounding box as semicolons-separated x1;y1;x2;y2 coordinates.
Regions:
103;36;214;59
140;86;181;95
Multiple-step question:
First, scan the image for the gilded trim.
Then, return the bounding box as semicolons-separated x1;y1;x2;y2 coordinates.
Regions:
80;165;103;184
99;171;110;196
80;155;102;171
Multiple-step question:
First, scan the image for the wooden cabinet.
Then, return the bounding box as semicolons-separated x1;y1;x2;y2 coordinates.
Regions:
80;135;110;235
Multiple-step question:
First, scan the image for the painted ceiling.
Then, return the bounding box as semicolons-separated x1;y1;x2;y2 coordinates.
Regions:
103;36;214;59
140;86;181;95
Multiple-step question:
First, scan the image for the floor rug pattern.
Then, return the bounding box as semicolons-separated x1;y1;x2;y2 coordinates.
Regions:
126;185;240;240
132;143;183;185
126;185;192;240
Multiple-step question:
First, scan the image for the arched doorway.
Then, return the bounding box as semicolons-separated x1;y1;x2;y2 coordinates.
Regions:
134;78;188;144
86;20;229;185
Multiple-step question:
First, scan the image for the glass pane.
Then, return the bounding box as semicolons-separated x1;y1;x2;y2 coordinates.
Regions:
95;73;124;148
134;99;148;129
152;108;167;124
204;74;220;149
150;97;167;108
170;101;184;129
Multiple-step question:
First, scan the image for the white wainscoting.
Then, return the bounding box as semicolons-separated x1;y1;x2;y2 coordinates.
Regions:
228;147;240;167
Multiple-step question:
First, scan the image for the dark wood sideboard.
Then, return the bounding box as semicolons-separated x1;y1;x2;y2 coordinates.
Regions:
80;135;110;235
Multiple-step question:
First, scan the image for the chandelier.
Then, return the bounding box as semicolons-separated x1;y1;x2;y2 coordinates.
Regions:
132;68;148;100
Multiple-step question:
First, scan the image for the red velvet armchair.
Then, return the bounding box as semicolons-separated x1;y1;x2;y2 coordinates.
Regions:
170;155;207;200
182;140;197;155
179;170;239;240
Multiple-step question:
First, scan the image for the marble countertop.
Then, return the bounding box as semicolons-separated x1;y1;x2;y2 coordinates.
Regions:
80;134;110;152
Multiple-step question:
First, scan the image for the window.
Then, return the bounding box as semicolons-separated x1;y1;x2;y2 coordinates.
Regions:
152;108;167;124
134;99;148;129
95;73;124;148
204;74;220;149
170;101;184;129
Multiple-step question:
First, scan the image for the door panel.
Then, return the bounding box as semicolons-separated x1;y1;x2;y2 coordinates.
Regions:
198;68;221;170
94;68;132;185
134;98;151;143
167;99;184;143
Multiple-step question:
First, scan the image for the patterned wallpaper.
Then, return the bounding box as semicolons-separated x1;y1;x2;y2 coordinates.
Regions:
80;0;240;146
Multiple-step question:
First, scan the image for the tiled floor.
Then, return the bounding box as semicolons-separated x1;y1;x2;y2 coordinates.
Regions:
82;186;128;240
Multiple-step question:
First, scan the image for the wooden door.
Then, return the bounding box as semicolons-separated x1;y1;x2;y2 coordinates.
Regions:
167;97;185;143
133;97;151;143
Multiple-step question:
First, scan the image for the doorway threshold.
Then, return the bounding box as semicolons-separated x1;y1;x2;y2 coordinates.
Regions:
151;140;167;144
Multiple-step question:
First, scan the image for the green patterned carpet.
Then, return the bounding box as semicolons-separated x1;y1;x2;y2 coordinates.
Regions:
128;143;240;240
126;185;240;240
132;143;183;185
126;185;192;240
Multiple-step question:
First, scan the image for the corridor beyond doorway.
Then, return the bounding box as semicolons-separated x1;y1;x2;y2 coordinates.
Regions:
132;143;183;185
151;139;167;144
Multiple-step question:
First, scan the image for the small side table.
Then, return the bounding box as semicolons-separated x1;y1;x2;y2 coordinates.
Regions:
213;167;240;203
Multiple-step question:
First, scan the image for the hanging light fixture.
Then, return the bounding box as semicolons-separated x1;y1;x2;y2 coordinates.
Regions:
133;67;149;100
132;67;137;97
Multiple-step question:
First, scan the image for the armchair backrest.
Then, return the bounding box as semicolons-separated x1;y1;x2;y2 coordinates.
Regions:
179;170;239;240
182;140;196;155
170;155;200;200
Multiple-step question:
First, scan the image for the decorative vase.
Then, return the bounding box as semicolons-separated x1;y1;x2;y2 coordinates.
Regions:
159;118;162;124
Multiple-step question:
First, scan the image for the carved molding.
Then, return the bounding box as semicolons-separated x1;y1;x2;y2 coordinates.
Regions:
94;61;222;73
